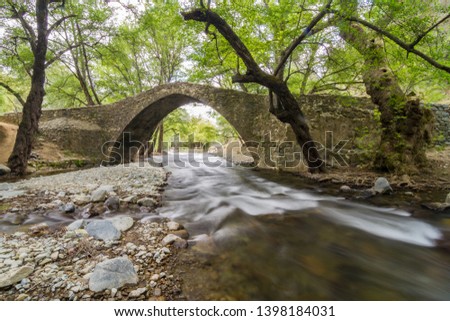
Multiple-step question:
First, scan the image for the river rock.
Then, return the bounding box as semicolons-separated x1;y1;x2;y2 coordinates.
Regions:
340;185;352;192
104;196;120;211
161;234;182;246
72;194;91;205
85;220;121;241
3;213;24;225
0;164;11;176
137;197;156;207
128;287;147;298
140;215;166;223
0;183;12;191
446;193;450;204
122;195;137;203
67;219;84;231
0;265;34;288
64;202;76;213
89;257;138;292
167;221;181;231
171;229;189;240
107;216;134;232
173;238;188;249
91;189;107;202
373;177;393;194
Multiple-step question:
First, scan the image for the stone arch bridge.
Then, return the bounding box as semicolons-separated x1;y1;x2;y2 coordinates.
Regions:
0;82;381;167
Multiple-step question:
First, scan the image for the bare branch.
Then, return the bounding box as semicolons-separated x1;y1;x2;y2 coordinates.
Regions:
45;43;82;68
409;13;450;49
182;9;261;73
274;0;333;77
0;81;25;106
47;14;76;35
332;11;450;74
8;1;37;53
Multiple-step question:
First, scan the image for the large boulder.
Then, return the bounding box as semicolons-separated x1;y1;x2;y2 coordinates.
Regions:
89;257;138;292
106;216;134;232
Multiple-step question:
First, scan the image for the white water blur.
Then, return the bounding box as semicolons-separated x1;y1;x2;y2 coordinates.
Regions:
156;153;443;247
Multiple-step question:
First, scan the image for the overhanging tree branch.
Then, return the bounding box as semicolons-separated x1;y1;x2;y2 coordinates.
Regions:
182;9;261;73
332;11;450;74
45;43;82;68
0;81;25;106
8;1;37;53
274;0;333;77
409;13;450;49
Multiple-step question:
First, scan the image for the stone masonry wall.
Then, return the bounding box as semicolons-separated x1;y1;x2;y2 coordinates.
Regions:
429;104;450;145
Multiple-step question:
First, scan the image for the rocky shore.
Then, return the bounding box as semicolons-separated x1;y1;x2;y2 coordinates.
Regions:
0;163;190;300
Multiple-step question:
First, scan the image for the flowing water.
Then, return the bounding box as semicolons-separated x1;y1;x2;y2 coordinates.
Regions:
156;153;450;300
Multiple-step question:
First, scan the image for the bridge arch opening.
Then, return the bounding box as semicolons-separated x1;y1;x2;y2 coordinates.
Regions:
109;93;250;164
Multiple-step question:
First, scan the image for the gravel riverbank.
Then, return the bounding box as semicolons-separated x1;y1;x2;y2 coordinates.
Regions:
0;163;190;300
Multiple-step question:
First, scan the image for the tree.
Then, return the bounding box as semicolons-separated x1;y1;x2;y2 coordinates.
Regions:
183;1;331;173
2;0;73;175
183;0;450;173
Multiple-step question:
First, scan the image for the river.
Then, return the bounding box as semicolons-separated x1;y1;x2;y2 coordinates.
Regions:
155;152;450;300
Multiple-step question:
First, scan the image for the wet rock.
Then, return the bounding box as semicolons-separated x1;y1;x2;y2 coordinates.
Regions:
3;213;24;225
107;216;134;232
64;202;76;213
0;183;12;191
161;234;182;246
173;238;188;249
171;229;189;240
89;257;138;292
137;198;156;207
67;219;84;231
85;220;121;241
104;196;120;211
0;265;34;288
422;202;450;211
29;223;49;235
140;215;166;223
339;185;352;193
128;287;147;298
373;177;393;194
167;221;181;231
0;164;11;176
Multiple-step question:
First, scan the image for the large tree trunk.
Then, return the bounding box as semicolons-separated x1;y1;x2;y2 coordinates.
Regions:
8;0;49;175
183;8;325;173
339;23;432;173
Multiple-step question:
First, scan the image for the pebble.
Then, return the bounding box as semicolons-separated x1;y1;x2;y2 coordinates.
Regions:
128;287;147;298
167;221;181;231
137;198;156;207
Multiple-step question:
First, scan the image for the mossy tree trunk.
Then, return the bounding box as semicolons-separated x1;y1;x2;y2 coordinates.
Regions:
339;22;433;173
